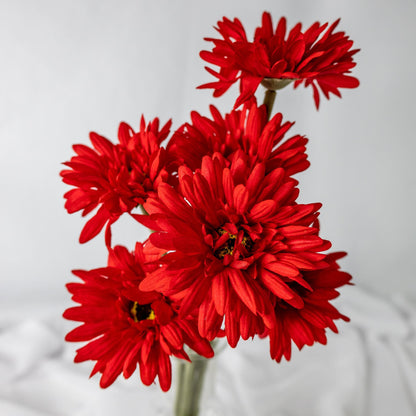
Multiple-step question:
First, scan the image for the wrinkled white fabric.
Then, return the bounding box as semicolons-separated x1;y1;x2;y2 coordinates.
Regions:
0;286;415;416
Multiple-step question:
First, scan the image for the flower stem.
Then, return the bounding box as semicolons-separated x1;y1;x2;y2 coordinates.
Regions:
263;89;276;120
174;356;209;416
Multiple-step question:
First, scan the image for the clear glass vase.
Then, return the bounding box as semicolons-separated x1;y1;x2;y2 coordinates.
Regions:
172;339;226;416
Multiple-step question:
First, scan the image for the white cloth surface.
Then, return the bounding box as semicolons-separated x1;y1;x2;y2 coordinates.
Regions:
0;287;415;416
1;0;416;306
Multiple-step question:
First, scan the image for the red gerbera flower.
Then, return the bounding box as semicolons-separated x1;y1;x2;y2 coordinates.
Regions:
63;241;213;391
136;153;331;347
168;103;309;176
61;117;172;245
199;12;360;109
268;252;352;362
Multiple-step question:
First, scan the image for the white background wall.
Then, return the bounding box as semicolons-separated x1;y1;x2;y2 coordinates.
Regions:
0;0;415;307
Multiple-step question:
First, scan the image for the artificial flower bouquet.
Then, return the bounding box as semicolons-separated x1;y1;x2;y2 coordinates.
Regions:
61;12;358;415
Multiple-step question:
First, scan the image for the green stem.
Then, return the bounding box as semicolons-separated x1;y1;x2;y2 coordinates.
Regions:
263;89;276;121
174;356;209;416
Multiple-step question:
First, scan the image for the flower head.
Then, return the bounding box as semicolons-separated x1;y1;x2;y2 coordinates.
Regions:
61;117;172;244
63;241;213;391
136;154;331;347
199;12;359;109
168;103;309;176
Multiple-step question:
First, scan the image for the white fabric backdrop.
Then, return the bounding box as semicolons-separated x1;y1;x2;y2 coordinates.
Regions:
1;287;415;415
0;0;415;414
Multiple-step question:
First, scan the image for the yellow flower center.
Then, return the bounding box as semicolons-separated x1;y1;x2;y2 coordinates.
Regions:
214;228;253;259
130;302;155;322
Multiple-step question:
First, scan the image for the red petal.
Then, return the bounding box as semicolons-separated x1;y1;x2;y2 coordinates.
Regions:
286;39;305;65
139;350;157;386
161;324;183;351
100;340;131;388
212;271;229;315
225;310;239;348
64;189;93;213
157;352;172;392
79;207;109;244
235;75;262;108
89;132;114;156
265;261;300;278
179;277;212;317
318;74;360;88
233;184;249;214
228;269;257;314
249;200;276;222
139;268;171;293
260;269;303;308
65;322;108;342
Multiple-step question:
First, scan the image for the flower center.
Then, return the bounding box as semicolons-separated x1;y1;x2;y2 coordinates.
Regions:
130;302;155;322
214;228;253;259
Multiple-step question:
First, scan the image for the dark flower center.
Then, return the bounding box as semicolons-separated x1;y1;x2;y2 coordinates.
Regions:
214;228;253;259
129;302;155;322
